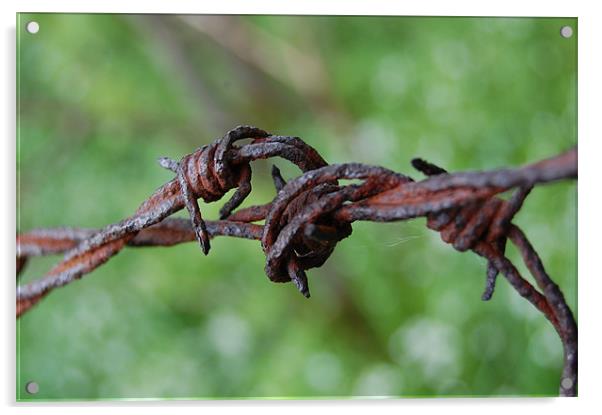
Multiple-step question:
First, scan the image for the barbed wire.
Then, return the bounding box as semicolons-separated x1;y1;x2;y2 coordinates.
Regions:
16;125;578;396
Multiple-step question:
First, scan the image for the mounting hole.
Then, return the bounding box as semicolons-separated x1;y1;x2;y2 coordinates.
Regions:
561;377;573;390
26;21;40;34
25;381;39;394
560;25;573;38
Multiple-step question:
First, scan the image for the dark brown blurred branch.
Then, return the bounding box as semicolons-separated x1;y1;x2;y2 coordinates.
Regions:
16;126;577;396
176;16;351;131
126;15;229;132
178;16;330;103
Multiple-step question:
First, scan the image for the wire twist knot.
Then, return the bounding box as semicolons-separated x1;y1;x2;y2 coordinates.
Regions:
261;163;411;297
412;158;531;300
160;125;270;254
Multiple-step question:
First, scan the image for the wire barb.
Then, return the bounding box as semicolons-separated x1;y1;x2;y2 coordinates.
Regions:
157;157;179;172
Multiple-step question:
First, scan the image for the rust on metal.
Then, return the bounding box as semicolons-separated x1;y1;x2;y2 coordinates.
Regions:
16;126;577;396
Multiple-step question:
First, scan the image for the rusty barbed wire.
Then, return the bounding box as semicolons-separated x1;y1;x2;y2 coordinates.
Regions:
16;125;577;396
16;126;327;315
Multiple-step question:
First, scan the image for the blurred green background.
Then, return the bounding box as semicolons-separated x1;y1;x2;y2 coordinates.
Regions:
16;14;577;400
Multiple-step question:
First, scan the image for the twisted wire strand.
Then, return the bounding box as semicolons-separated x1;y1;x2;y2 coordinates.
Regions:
16;126;326;315
16;126;577;396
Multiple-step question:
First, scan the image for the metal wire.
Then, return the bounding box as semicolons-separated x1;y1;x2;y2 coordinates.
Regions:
16;126;578;396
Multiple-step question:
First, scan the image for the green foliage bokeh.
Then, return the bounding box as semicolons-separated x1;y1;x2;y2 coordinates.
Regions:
17;14;577;400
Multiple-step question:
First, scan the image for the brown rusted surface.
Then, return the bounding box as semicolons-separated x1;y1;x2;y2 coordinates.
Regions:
17;126;326;315
508;225;578;397
16;126;577;396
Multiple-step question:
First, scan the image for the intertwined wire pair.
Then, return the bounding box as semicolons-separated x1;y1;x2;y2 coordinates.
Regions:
16;126;578;396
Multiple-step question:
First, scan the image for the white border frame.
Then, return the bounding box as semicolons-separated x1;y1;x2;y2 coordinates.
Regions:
3;1;601;414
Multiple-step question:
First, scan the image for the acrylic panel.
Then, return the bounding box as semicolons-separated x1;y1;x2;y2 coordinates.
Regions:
16;14;577;400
